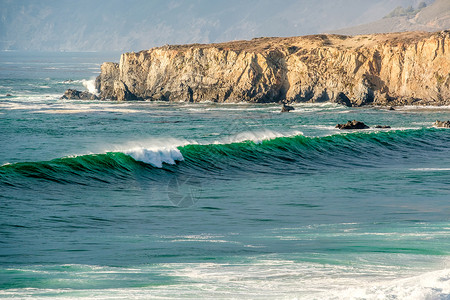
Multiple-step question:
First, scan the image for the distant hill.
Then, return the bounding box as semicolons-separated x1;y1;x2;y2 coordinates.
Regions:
0;0;435;52
331;0;450;35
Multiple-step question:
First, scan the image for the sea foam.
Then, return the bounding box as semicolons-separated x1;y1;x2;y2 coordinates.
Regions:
124;147;184;168
82;79;98;95
216;129;303;144
116;138;193;168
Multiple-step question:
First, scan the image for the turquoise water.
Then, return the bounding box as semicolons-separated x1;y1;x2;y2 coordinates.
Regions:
1;52;450;299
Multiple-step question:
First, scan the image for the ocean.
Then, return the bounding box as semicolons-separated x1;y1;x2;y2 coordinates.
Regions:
1;51;450;299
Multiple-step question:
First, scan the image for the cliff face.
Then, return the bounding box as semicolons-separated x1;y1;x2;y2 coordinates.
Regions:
96;31;450;106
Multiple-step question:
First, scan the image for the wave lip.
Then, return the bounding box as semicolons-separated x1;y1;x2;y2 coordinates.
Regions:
1;128;449;187
124;147;184;168
215;129;303;145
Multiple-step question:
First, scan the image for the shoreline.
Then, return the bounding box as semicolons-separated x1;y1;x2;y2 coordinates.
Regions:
91;30;450;106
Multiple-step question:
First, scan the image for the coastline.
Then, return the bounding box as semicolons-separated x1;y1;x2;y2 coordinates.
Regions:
88;30;450;107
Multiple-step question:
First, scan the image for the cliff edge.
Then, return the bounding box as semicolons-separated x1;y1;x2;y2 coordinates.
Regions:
95;30;450;106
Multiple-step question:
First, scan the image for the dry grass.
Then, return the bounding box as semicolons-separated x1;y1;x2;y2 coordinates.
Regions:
140;31;436;55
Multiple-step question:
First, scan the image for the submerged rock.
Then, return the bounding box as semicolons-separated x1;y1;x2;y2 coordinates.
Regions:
60;89;99;100
5;94;12;97
336;120;370;129
281;103;295;112
375;125;391;129
433;120;450;128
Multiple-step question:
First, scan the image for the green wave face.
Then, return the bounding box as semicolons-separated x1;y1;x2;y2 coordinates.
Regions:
0;128;448;187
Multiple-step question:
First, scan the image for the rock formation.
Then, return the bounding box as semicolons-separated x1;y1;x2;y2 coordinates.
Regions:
336;120;370;130
95;30;450;106
60;89;99;100
433;120;450;128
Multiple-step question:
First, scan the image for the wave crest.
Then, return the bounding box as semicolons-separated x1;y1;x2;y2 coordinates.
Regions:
124;147;183;168
1;128;448;187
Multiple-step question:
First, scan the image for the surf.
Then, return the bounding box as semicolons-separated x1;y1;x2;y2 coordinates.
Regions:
1;128;448;188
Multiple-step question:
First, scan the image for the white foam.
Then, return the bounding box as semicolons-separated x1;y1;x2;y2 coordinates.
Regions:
2;260;449;299
32;108;143;114
326;268;450;300
217;129;303;144
410;168;450;171
115;138;193;168
124;147;184;168
395;105;450;111
82;78;98;95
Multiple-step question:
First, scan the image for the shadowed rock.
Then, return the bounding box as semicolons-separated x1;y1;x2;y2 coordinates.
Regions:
334;92;352;107
375;125;391;128
336;120;370;129
433;120;450;128
281;103;295;112
60;89;99;100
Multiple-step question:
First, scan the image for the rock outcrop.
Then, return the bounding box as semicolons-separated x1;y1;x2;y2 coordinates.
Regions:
60;89;99;100
96;31;450;106
433;120;450;128
336;120;370;130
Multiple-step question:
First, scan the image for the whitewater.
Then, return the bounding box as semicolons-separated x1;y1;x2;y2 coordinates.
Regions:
1;52;450;300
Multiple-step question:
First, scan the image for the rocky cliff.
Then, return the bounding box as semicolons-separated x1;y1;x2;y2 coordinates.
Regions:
95;30;450;106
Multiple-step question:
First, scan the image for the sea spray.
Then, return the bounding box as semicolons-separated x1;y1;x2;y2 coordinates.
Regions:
2;128;448;187
124;147;184;168
82;78;98;95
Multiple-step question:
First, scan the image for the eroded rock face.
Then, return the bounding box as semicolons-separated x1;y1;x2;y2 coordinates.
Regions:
60;89;99;100
96;31;450;105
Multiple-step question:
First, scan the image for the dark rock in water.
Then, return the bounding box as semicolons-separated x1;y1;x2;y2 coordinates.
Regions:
388;106;395;111
281;103;295;112
60;89;99;100
433;120;450;128
5;94;12;97
336;120;370;129
375;125;391;129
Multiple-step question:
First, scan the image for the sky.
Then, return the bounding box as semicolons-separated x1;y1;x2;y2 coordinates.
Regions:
0;0;434;52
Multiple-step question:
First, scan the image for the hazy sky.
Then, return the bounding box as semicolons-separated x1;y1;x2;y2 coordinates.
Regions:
0;0;434;52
